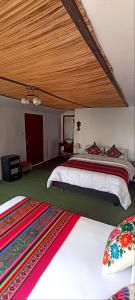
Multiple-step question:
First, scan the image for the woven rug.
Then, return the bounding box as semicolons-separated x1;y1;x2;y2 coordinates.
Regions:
0;196;80;300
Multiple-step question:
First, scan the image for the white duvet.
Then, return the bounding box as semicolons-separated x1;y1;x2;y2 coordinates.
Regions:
1;196;133;300
47;154;135;210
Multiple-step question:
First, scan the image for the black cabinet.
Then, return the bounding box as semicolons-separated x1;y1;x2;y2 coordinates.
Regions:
1;155;21;181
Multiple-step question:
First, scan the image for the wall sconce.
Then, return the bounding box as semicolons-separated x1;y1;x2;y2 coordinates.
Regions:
77;121;81;131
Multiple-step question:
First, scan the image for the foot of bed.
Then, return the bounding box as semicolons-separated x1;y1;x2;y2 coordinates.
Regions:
113;199;119;206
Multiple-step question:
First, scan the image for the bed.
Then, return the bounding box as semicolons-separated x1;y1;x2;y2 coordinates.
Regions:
0;196;134;300
47;153;135;210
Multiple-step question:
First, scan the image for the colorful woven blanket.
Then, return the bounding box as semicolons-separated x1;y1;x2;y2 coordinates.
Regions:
62;159;129;184
0;196;80;300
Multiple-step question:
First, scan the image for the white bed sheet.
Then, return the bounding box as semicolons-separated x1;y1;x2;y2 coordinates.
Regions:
47;154;135;210
1;196;133;300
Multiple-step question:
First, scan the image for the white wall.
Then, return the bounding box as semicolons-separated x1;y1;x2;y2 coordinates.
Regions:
74;107;135;161
0;97;61;179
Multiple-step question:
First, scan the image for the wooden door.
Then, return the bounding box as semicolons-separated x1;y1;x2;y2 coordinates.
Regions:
25;113;43;165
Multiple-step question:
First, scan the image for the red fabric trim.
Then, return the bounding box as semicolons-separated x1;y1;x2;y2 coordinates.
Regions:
106;146;122;158
1;209;63;284
1;200;42;237
61;160;129;184
1;203;49;251
0;196;30;219
85;145;101;155
12;214;80;300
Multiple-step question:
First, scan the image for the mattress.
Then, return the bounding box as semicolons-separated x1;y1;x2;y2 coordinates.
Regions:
47;153;135;209
0;196;133;300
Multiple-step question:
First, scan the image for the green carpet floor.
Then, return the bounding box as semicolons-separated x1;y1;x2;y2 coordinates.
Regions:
0;157;135;226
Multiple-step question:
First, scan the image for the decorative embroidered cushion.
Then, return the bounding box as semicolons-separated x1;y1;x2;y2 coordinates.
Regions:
109;284;135;300
85;142;102;155
105;147;128;160
106;145;122;158
102;215;135;274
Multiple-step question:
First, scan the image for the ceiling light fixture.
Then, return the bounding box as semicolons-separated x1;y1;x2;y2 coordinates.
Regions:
32;97;41;105
20;97;30;105
20;86;41;105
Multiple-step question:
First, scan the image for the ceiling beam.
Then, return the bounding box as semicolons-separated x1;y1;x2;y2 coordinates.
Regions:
61;0;128;107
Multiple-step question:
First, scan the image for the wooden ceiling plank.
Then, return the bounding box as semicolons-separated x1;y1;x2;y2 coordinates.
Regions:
0;76;89;108
0;0;127;108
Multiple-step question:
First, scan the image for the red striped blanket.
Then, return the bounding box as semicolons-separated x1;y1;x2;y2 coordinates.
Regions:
0;197;80;300
61;159;129;184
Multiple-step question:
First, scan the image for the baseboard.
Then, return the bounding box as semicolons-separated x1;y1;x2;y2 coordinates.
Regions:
32;161;44;167
32;156;59;167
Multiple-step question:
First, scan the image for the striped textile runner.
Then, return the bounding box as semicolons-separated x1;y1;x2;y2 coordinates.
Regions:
61;159;129;184
0;197;80;300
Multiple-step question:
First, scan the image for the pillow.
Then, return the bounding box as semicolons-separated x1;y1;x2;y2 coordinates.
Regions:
102;215;135;275
105;146;128;160
105;144;122;158
109;284;135;300
116;150;128;160
131;265;135;284
85;142;102;155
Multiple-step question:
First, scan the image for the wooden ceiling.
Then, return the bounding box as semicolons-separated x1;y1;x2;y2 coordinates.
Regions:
0;0;127;109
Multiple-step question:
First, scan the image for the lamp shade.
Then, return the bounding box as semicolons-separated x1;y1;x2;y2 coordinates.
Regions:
32;97;41;105
74;143;81;150
74;143;81;154
21;98;29;104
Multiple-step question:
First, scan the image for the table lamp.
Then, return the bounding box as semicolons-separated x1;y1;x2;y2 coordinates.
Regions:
74;143;81;155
